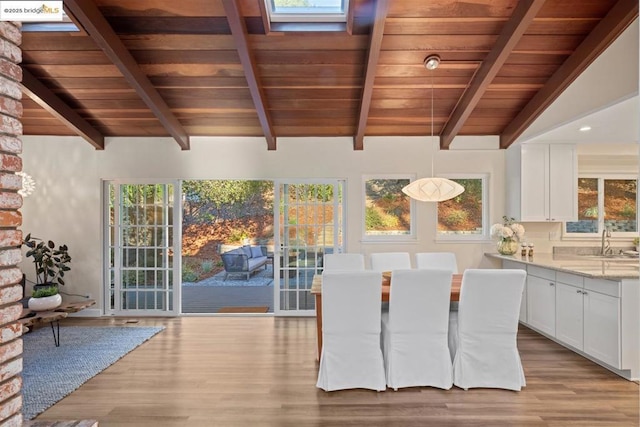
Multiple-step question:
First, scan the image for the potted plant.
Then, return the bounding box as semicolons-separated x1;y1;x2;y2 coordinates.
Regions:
22;234;71;311
28;285;62;311
633;237;639;252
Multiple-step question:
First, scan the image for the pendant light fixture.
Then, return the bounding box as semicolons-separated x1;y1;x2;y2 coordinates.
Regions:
402;55;464;202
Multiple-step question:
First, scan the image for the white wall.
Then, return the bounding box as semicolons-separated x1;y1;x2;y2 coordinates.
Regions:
20;135;506;312
518;20;639;142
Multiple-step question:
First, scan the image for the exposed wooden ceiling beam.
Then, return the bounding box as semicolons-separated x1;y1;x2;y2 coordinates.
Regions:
439;0;546;150
21;69;104;150
354;0;389;151
499;0;638;149
223;0;276;150
64;0;190;150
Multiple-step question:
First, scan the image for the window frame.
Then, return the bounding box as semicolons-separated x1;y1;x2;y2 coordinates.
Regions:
361;174;416;242
435;173;490;242
563;174;638;240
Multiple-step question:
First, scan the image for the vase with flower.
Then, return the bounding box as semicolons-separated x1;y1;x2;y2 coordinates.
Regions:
491;216;525;256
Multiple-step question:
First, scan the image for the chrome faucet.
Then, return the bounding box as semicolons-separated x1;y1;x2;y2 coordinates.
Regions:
601;228;612;255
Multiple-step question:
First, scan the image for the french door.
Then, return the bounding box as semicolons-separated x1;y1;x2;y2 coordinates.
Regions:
105;181;181;316
274;180;345;315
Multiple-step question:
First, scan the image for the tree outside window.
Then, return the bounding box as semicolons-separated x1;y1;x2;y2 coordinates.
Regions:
436;175;488;240
363;176;414;240
566;177;637;235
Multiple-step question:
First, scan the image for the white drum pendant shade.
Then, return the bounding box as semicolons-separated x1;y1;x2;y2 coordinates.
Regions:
402;177;465;202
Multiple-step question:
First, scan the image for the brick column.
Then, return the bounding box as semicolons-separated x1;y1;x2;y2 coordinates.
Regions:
0;21;24;427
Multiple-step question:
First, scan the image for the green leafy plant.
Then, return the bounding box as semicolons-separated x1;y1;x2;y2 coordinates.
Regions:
22;234;72;286
621;203;636;219
365;206;399;231
442;210;468;227
633;237;639;246
32;285;59;298
228;228;249;244
583;206;598;218
182;265;198;282
200;260;214;274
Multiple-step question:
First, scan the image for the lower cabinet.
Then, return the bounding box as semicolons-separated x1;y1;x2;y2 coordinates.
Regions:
527;274;556;337
583;290;620;369
555;282;621;369
495;257;637;380
555;282;584;350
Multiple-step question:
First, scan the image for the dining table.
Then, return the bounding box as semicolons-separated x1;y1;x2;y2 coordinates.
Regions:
310;273;463;360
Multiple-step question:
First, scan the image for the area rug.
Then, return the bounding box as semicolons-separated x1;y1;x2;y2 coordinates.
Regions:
217;306;269;313
22;325;164;420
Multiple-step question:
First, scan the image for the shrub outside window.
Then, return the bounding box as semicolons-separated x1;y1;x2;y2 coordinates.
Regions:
362;175;415;241
565;176;637;236
436;174;489;241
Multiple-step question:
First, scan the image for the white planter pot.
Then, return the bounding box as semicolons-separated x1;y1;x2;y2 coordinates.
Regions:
28;294;62;311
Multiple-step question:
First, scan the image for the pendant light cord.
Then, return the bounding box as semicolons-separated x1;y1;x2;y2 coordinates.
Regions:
430;68;435;177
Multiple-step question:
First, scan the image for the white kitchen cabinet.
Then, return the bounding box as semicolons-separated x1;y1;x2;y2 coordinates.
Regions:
527;274;556;337
506;143;577;222
555;282;584;350
584;289;620;369
493;255;638;380
555;277;620;369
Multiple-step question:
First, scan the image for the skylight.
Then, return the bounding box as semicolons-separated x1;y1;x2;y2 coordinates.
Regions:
22;12;79;32
267;0;348;23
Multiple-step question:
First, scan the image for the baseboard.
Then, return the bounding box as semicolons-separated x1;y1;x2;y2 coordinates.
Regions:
68;308;102;318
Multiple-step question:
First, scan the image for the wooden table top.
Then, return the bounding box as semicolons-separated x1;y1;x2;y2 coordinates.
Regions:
19;299;96;330
311;273;462;302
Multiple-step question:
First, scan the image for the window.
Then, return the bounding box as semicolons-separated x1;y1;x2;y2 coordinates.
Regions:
436;174;489;241
362;175;415;241
22;11;79;32
565;176;637;236
264;0;349;32
267;0;348;22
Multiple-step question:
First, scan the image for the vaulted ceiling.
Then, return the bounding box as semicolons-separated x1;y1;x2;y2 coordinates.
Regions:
19;0;638;151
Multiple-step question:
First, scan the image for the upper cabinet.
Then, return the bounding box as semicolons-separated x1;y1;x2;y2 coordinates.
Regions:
506;143;577;222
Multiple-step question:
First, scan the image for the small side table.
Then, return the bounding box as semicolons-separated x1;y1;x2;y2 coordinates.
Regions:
19;299;96;346
19;310;68;346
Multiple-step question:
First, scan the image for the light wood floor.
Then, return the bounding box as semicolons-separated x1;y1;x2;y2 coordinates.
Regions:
32;317;639;426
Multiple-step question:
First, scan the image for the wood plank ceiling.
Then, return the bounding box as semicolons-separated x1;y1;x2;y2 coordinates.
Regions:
19;0;638;151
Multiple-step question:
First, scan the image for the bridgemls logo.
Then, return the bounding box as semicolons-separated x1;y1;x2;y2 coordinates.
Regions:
0;1;63;21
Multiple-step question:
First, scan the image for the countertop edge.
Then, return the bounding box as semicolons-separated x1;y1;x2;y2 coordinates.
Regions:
485;253;639;280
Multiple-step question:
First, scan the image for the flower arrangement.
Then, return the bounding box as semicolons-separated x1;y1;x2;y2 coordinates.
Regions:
491;216;525;255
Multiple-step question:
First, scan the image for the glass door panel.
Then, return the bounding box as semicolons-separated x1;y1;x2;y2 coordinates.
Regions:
274;181;344;315
105;182;180;316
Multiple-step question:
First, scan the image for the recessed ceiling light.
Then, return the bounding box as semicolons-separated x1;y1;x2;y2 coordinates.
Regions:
579;126;592;132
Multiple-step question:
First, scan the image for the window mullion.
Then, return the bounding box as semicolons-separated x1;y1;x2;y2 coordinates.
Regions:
598;178;605;233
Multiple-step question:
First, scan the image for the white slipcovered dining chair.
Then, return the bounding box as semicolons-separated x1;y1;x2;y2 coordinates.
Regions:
370;252;411;272
316;270;386;392
448;269;527;391
323;253;365;271
381;268;453;390
415;252;459;274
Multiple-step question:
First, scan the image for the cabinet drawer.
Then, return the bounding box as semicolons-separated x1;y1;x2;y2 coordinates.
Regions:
503;260;526;270
556;271;584;288
527;265;555;281
584;278;620;298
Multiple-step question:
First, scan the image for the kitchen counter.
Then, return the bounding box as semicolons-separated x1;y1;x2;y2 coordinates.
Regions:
485;253;639;279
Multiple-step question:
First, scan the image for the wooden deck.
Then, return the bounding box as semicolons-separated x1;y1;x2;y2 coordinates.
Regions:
30;317;639;426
